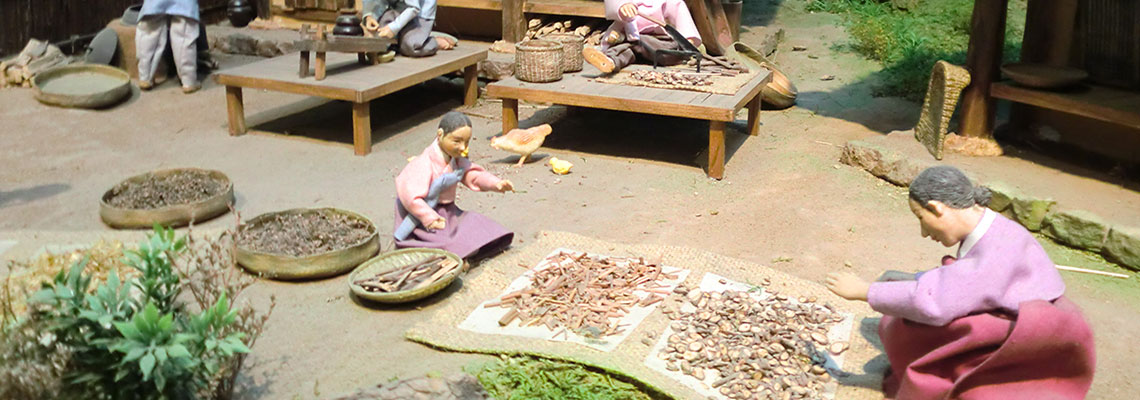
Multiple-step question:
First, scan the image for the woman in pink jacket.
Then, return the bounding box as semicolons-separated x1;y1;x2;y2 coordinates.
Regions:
394;112;514;259
827;166;1094;399
582;0;701;73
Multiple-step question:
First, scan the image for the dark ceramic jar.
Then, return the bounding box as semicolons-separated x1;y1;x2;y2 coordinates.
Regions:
333;12;364;36
228;0;256;28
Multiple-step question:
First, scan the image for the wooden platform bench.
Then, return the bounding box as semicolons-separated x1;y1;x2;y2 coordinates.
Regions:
486;66;771;179
214;45;488;155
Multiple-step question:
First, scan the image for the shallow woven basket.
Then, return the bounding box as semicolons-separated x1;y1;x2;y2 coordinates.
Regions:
542;33;584;72
916;60;971;160
348;248;464;304
100;168;234;229
236;208;380;280
515;39;564;83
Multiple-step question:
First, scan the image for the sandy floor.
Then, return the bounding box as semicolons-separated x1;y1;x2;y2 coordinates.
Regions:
2;1;1139;398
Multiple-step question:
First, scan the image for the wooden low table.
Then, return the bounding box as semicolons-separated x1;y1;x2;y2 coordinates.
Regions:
486;66;771;179
215;46;488;155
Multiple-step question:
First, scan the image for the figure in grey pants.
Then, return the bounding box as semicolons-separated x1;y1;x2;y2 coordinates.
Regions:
136;0;201;91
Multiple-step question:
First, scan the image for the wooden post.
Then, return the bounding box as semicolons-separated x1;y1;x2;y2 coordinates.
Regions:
316;52;327;80
502;0;525;43
708;120;726;180
958;0;1008;139
746;94;761;136
502;98;519;132
299;51;310;77
463;64;479;106
352;102;372;156
225;86;247;136
315;25;327;81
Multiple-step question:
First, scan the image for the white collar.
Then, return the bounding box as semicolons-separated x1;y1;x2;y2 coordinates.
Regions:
958;208;996;258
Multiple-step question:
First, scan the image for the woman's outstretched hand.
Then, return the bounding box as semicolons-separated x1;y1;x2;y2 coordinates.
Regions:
826;272;870;302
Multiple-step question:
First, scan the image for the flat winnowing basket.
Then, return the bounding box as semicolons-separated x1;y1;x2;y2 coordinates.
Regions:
542;33;584;72
515;39;564;83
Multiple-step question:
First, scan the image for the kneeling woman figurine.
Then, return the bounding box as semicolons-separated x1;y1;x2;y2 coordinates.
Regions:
394;112;515;259
827;165;1095;399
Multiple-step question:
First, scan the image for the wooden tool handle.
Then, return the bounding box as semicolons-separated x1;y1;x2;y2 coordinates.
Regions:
638;12;668;28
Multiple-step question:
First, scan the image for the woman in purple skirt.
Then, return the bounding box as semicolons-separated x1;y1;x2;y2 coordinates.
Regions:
394;112;515;259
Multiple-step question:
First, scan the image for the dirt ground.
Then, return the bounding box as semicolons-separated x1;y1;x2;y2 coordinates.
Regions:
3;1;1139;398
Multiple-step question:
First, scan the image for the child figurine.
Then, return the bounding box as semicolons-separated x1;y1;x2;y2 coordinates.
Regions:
136;0;201;93
394;112;515;259
361;0;457;57
581;0;701;74
826;166;1094;399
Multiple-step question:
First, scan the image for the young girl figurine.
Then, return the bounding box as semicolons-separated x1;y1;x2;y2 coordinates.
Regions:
394;112;514;259
827;165;1094;399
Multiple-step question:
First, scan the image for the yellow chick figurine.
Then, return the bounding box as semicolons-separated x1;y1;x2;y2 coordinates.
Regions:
549;157;573;175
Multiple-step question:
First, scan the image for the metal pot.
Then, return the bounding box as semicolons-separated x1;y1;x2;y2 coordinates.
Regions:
228;0;256;28
333;12;364;36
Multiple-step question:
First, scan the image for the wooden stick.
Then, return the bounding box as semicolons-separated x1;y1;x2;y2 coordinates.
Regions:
409;259;462;290
1056;265;1129;279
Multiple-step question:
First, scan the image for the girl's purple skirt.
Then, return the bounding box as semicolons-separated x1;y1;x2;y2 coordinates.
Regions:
394;202;513;259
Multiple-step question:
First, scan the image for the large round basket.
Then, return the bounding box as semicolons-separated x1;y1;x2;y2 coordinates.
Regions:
515;39;564;83
348;248;464;304
236;208;380;280
100;168;234;229
32;64;132;109
542;33;584;72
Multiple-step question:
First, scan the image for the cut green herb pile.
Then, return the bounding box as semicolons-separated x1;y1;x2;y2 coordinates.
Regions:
473;356;657;400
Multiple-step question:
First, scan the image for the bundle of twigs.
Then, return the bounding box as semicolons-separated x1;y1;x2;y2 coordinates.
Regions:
353;255;461;293
486;251;677;339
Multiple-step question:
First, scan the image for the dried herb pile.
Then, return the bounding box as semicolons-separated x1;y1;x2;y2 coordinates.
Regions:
237;211;372;257
106;170;226;209
353;255;461;293
654;284;849;399
487;252;676;339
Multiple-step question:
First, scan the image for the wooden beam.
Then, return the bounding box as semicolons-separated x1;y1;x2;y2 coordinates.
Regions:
708;120;725;179
225;86;247;136
352;101;372;155
502;0;525;42
958;0;1008;139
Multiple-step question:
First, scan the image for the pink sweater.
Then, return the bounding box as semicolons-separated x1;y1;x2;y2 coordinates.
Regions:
395;140;503;226
868;213;1066;326
602;0;701;48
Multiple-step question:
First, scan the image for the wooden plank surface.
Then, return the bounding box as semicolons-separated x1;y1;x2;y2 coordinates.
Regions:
214;44;488;103
991;82;1140;130
486;65;771;121
437;0;606;18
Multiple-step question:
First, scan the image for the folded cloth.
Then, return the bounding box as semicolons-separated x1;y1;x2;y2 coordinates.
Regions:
880;296;1095;400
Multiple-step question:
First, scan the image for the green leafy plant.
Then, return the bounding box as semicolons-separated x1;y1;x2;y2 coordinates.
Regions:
126;224;187;312
2;226;262;400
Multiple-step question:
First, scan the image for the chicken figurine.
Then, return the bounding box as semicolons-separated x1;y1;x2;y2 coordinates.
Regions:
489;124;553;167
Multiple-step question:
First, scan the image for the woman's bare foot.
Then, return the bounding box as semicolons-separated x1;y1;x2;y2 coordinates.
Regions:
435;36;456;50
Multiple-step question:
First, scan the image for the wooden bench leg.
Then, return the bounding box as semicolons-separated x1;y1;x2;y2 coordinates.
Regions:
352;102;372;156
225;86;246;136
358;52;367;64
462;64;479;106
502;98;519;132
299;51;310;77
708;121;726;180
315;51;327;81
747;93;761;136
